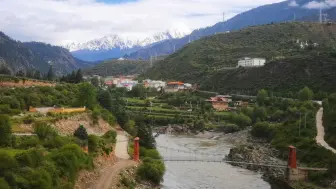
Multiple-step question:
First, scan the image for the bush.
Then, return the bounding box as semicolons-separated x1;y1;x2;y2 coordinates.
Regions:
251;122;275;141
220;124;240;133
92;108;100;125
88;135;101;153
43;136;68;149
33;123;57;140
50;144;93;182
136;157;165;185
23;115;35;124
74;125;88;141
120;175;136;188
0;115;12;147
0;178;10;189
231;113;252;128
101;109;116;126
0;151;18;174
15;148;44;167
103;130;117;144
17;136;40;149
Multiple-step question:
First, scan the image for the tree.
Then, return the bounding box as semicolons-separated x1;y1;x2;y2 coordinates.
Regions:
130;84;146;98
257;89;268;105
298;86;314;101
0;115;12;147
76;82;97;109
91;77;100;87
137;121;156;149
47;66;54;81
33;123;57;140
0;66;11;75
16;70;25;77
74;125;88;141
75;69;83;83
33;70;41;79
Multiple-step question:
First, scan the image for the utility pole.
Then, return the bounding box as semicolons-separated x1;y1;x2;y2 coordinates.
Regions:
293;12;296;22
150;56;153;68
319;7;323;23
299;113;301;137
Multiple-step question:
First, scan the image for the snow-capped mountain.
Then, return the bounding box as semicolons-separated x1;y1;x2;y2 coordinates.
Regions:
64;28;190;61
66;30;189;52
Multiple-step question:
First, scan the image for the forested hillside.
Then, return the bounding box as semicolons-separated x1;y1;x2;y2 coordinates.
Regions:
84;59;153;76
143;22;336;95
0;32;91;75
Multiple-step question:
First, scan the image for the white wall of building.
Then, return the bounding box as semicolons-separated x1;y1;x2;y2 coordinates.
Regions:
237;58;266;67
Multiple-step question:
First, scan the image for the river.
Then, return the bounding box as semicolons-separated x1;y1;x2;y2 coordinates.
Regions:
156;134;271;189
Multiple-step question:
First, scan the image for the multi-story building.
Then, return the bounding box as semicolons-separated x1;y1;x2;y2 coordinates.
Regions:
237;57;266;67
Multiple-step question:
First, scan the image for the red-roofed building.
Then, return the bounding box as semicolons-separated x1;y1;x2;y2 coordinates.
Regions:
206;95;232;111
165;81;185;93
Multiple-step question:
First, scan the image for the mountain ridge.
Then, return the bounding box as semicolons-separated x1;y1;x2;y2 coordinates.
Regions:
65;28;190;61
142;22;336;94
0;32;91;75
126;0;336;60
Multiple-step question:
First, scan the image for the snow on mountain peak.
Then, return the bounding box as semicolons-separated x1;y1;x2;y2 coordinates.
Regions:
64;28;190;52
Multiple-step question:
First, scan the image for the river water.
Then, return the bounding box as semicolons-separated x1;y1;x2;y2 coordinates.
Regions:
156;134;271;189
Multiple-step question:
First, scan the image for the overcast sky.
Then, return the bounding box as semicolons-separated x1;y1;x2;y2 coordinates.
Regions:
0;0;286;45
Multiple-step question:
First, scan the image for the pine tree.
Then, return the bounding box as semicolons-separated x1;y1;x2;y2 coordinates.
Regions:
74;125;88;140
75;69;83;83
33;70;41;79
47;66;54;81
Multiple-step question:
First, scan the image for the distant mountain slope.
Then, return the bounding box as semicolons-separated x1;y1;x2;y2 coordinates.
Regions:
0;32;91;75
142;22;336;94
127;0;335;60
83;59;152;76
66;29;190;61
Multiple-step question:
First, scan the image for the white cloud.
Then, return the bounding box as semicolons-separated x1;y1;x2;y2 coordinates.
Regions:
288;0;299;7
303;0;336;9
0;0;283;45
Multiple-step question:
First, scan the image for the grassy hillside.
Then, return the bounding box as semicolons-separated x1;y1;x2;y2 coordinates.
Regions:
84;59;153;76
143;22;336;94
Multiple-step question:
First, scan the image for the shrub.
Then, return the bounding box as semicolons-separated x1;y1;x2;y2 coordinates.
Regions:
251;122;275;141
231;113;252;128
17;136;40;149
120;175;136;188
92;108;100;125
136;157;165;185
15;148;44;167
74;125;88;141
33;123;57;140
220;123;240;133
0;151;18;174
101;109;116;126
50;144;93;182
43;136;68;149
0;178;10;189
103;130;117;144
0;115;12;147
23;115;35;124
145;149;161;159
88;135;101;153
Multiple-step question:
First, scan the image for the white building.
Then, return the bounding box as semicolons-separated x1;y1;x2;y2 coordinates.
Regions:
237;57;266;67
143;79;166;89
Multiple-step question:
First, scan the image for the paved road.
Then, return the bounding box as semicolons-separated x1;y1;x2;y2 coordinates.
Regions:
93;133;136;189
315;107;336;153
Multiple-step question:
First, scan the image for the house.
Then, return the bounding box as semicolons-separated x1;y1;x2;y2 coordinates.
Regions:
143;79;166;89
237;57;266;67
165;81;185;93
206;95;232;111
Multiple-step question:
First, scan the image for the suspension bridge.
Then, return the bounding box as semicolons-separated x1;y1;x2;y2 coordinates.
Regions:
128;138;328;181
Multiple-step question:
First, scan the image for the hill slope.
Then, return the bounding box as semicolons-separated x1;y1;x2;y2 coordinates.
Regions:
143;22;336;94
0;32;91;75
83;59;151;76
127;0;336;60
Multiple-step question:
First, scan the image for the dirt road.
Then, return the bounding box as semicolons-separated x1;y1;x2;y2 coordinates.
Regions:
315;107;336;153
93;132;136;189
